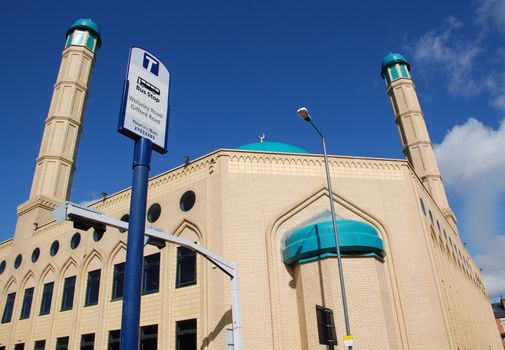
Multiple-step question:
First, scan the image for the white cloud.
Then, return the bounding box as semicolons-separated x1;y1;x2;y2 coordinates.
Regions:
476;0;505;35
434;118;505;298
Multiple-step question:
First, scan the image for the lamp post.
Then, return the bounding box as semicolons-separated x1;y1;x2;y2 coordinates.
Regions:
297;107;353;349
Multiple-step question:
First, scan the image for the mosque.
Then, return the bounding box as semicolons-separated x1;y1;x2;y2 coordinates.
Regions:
0;19;502;349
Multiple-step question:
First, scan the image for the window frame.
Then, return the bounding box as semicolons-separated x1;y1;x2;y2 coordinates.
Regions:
19;287;34;320
61;276;76;311
111;262;126;301
84;269;101;307
1;292;15;323
142;253;160;295
176;247;196;288
176;319;197;350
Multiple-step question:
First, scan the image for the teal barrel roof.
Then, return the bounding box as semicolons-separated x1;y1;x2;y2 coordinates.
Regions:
282;219;384;265
67;18;101;48
236;142;308;154
381;53;410;78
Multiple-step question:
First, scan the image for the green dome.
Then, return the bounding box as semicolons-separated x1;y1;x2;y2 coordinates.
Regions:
381;53;410;78
282;219;384;265
236;142;308;154
67;18;101;48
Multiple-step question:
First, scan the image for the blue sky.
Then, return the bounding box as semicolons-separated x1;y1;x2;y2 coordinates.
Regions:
1;0;504;299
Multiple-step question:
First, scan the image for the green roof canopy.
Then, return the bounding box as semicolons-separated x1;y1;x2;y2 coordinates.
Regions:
66;18;101;48
236;142;308;154
381;53;410;78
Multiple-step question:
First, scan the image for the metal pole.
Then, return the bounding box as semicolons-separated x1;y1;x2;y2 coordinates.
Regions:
309;120;352;349
120;137;152;350
230;263;243;350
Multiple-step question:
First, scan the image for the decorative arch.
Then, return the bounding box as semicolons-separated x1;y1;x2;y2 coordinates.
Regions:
264;186;408;350
3;276;17;295
39;263;57;284
19;270;36;290
107;241;127;266
80;249;104;275
60;257;78;278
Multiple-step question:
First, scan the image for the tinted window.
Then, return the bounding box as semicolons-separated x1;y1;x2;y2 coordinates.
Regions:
176;319;196;350
119;214;129;233
14;344;24;350
50;241;59;257
34;340;46;350
147;203;161;223
108;330;121;350
70;233;81;249
61;276;76;311
81;333;95;350
20;287;34;320
55;337;69;350
85;269;101;306
1;292;16;323
140;324;158;350
93;228;104;242
14;254;22;269
0;260;5;274
143;253;160;294
179;191;196;212
39;282;54;315
111;262;125;300
176;247;196;288
32;248;40;263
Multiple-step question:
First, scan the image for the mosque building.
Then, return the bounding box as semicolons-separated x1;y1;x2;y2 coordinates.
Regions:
0;19;502;349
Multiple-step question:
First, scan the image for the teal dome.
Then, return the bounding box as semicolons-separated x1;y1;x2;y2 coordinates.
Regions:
67;18;101;48
236;142;308;154
381;53;410;78
282;219;384;265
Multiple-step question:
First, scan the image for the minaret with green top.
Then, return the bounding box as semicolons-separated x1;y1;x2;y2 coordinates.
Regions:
16;19;101;235
381;53;457;229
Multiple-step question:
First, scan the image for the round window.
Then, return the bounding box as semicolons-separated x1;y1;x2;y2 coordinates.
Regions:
147;203;161;223
70;232;81;249
31;248;40;263
50;240;59;257
119;214;130;233
93;228;104;242
14;254;22;269
180;191;196;212
0;260;6;274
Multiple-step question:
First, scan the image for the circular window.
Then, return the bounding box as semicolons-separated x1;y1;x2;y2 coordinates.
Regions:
93;228;104;242
119;214;130;233
0;260;6;274
31;248;40;263
50;240;59;257
147;203;161;223
70;232;81;249
180;191;196;212
14;254;22;269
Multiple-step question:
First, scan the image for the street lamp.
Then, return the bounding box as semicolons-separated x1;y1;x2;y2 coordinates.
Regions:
297;107;353;349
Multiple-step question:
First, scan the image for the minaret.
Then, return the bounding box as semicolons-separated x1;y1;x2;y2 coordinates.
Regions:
381;53;457;229
16;19;101;233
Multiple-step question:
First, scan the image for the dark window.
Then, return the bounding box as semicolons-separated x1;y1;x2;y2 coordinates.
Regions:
71;233;81;249
176;319;196;350
419;198;426;215
20;287;34;319
81;333;95;350
39;282;54;315
143;253;160;294
119;214;129;233
14;344;24;350
1;292;15;323
147;203;161;223
316;305;337;347
50;241;59;257
15;254;22;269
61;276;76;311
34;340;46;350
140;324;158;350
108;330;121;350
93;229;104;242
111;262;125;300
32;248;40;263
429;210;434;224
176;247;196;288
0;260;5;274
55;337;69;350
179;191;196;212
85;269;101;306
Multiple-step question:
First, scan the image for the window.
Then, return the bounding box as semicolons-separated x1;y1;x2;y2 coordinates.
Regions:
419;198;426;215
71;233;81;249
93;228;104;242
20;287;34;319
14;254;22;269
176;247;196;288
1;292;15;323
429;210;434;225
61;276;76;311
111;262;125;300
179;191;196;212
316;305;337;347
81;333;95;350
50;240;59;257
55;337;69;350
85;269;101;306
140;324;158;350
34;340;46;350
176;319;196;350
0;260;5;274
32;248;40;263
147;203;161;223
108;330;121;350
39;282;54;315
14;344;24;350
143;253;160;294
119;214;129;233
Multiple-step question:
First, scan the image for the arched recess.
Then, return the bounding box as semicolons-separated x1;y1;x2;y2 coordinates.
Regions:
3;276;17;296
81;249;103;275
39;264;57;285
61;257;78;279
19;271;36;291
108;241;127;266
264;186;407;350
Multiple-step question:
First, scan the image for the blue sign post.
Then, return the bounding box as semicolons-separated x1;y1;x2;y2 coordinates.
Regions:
118;47;170;350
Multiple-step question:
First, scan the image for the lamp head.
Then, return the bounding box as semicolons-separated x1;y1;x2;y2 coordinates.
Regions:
297;107;312;122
